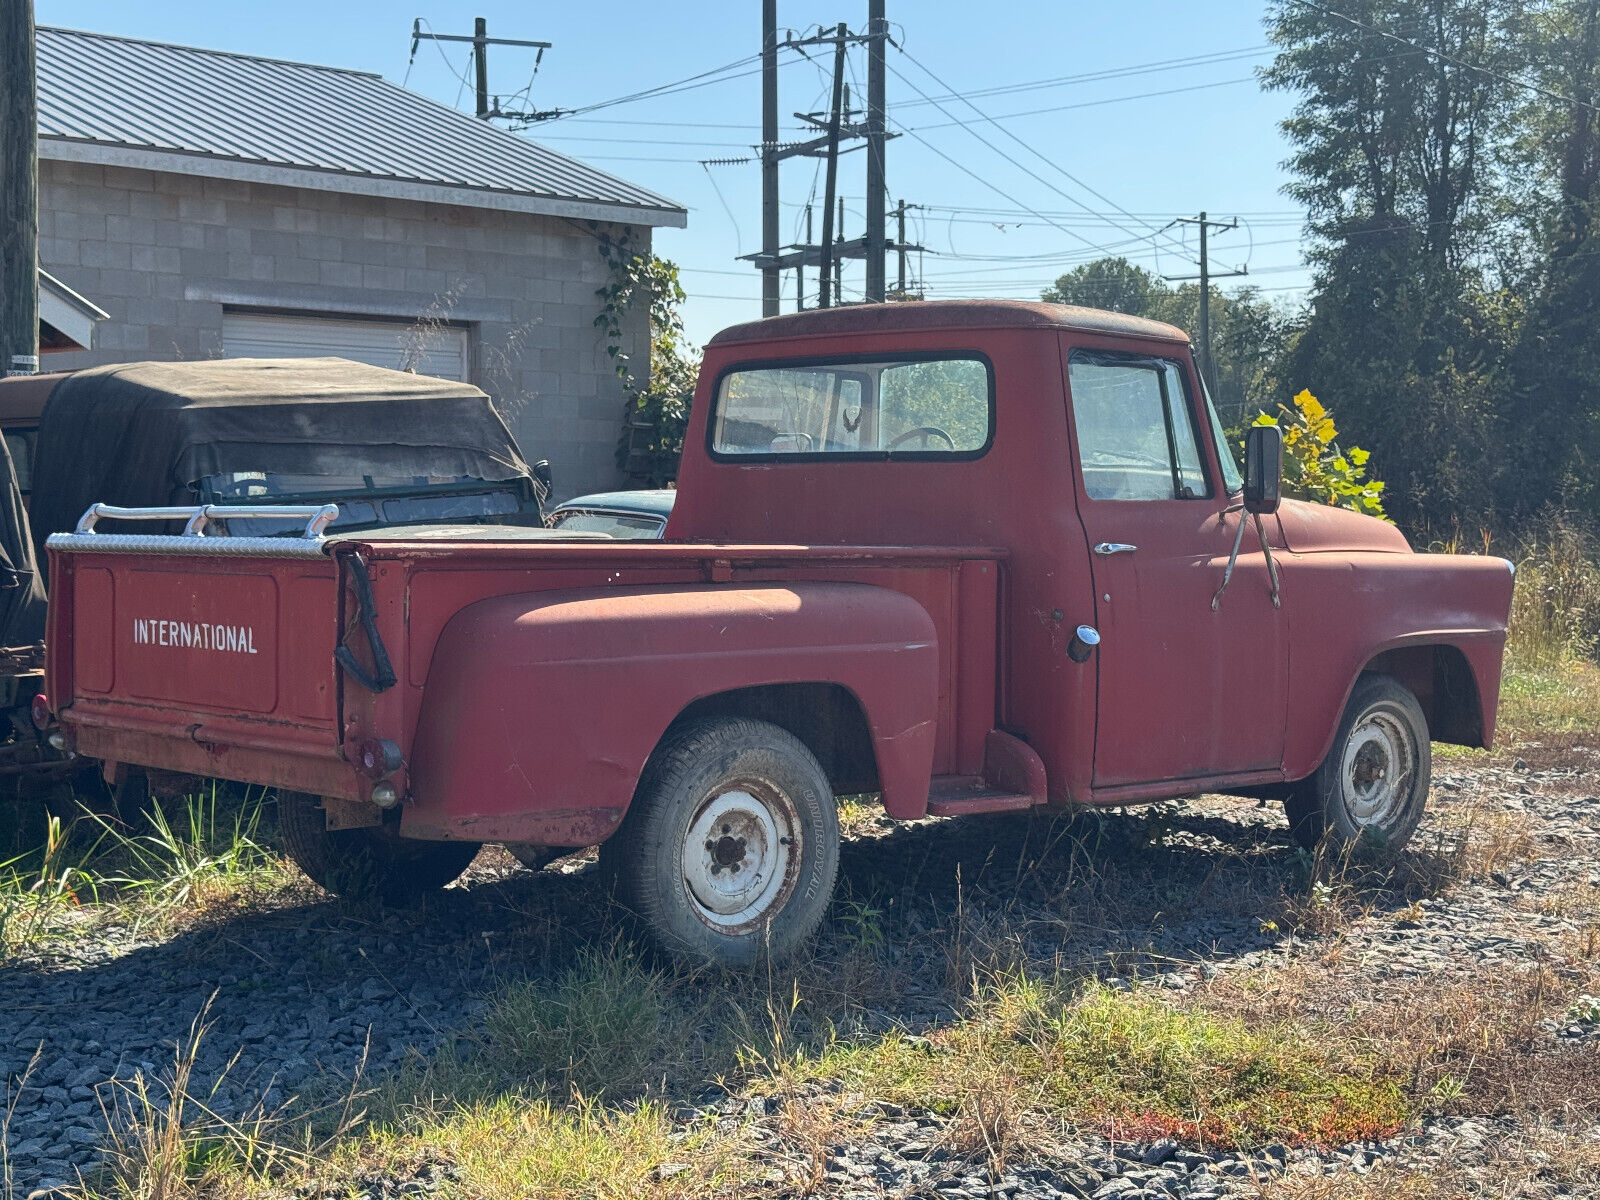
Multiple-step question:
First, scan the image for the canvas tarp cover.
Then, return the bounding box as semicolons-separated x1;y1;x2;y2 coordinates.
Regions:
31;357;533;561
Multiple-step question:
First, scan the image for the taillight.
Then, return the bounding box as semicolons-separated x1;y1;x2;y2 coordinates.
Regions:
352;737;403;779
30;693;51;730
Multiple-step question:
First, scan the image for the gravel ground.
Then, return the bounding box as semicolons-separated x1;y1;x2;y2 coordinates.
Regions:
3;748;1597;1198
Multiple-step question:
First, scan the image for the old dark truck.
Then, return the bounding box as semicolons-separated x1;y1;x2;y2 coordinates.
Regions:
40;302;1514;965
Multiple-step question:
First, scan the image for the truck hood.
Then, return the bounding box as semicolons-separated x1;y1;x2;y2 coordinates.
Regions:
1275;498;1411;555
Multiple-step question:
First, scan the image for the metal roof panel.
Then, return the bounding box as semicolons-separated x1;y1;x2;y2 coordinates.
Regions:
36;26;686;222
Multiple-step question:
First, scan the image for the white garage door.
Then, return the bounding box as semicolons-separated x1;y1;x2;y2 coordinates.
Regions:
221;313;471;381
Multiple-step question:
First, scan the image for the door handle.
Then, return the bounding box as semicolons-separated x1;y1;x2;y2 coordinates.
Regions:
1094;542;1137;556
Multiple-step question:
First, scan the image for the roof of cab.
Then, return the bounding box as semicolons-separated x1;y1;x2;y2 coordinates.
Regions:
707;299;1189;347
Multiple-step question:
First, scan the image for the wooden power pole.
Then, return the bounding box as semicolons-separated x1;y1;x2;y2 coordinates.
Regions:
1;0;38;377
1163;211;1246;394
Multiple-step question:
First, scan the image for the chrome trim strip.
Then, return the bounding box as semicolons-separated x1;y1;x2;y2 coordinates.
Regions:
46;532;332;559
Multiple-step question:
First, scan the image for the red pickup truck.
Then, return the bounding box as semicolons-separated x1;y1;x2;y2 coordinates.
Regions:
41;301;1514;965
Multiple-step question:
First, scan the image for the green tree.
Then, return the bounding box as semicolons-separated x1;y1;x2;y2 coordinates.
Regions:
1263;0;1523;534
1041;256;1167;316
1504;0;1600;521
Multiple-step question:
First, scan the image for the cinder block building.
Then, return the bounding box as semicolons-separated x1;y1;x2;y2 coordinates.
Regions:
34;26;686;499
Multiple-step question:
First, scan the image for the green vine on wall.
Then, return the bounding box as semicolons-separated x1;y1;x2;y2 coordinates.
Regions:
594;227;697;486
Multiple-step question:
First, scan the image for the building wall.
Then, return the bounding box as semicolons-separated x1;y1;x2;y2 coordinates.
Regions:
37;160;649;500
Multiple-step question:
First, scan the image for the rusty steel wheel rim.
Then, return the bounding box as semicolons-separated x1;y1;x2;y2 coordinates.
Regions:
682;780;802;934
1340;707;1415;831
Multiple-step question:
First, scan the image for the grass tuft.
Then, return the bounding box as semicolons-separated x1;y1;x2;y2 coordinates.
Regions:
90;995;369;1200
796;974;1412;1154
479;943;668;1099
90;786;293;921
0;813;100;960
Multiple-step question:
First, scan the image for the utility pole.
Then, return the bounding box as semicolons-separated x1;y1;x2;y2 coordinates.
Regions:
889;198;923;296
409;18;556;123
1;0;38;377
1163;211;1246;393
817;25;847;309
760;0;780;317
864;0;887;302
742;8;913;312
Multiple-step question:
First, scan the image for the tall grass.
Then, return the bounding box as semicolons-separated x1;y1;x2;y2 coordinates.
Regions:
0;786;292;959
1505;521;1600;670
1499;520;1600;741
91;784;287;916
0;813;101;959
94;996;370;1200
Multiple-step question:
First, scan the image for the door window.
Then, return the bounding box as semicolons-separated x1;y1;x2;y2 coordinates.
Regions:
1068;351;1210;500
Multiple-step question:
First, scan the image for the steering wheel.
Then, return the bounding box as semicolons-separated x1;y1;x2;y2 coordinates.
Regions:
886;425;956;452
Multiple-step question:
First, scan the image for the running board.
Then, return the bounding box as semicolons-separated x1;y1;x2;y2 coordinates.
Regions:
926;781;1037;816
925;730;1050;817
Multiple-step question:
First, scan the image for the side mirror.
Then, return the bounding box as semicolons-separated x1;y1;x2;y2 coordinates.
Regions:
531;459;553;498
1243;425;1283;515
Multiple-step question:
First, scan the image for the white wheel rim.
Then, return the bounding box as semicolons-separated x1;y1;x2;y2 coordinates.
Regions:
682;784;801;932
1340;708;1415;831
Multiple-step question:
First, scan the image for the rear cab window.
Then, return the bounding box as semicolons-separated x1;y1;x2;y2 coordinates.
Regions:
1067;349;1211;501
711;355;994;459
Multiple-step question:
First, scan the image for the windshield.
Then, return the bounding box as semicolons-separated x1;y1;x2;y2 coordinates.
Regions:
549;509;666;539
200;471;527;534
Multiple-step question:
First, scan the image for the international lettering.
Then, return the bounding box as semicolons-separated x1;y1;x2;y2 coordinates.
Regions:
131;617;258;655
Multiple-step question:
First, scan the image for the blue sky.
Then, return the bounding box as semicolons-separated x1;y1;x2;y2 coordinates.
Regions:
36;1;1311;346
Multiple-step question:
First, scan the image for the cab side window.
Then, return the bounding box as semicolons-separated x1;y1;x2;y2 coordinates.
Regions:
1068;351;1210;501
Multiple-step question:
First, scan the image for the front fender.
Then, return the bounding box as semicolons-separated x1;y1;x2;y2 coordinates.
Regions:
1283;552;1514;780
402;582;939;843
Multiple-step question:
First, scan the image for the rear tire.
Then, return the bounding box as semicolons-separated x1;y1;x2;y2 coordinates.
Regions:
1285;675;1431;852
276;790;479;904
600;717;839;968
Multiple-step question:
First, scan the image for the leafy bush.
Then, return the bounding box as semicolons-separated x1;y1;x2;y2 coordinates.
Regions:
1254;389;1388;520
594;229;697;487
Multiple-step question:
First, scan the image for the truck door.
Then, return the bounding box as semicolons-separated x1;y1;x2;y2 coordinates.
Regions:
1063;344;1288;790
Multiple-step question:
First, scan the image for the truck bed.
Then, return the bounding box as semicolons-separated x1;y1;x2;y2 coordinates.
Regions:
46;530;1009;833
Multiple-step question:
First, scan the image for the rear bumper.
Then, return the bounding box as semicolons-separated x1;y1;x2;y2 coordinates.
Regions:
65;706;357;798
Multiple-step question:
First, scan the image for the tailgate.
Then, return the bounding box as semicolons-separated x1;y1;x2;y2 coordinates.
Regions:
45;505;352;794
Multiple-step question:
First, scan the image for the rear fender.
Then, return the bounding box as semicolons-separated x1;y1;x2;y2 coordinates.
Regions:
402;582;940;843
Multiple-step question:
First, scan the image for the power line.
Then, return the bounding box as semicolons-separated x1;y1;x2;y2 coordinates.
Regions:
880;64;1169;262
912;76;1258;132
554;52;769;118
890;47;1195;262
897;43;1272;108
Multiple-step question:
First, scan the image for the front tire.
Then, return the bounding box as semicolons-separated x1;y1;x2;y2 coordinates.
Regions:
600;717;840;968
1285;675;1431;852
277;790;479;904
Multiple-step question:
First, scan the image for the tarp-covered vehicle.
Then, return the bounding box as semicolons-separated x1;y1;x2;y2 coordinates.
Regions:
29;358;547;567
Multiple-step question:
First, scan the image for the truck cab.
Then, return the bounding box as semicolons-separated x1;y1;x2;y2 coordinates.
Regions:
675;300;1508;815
42;301;1514;966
